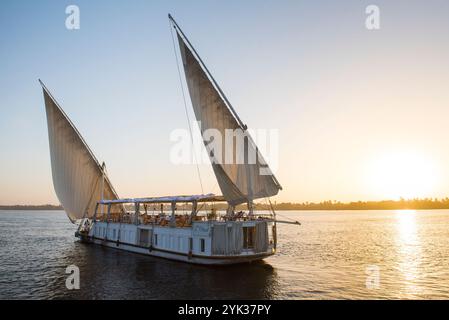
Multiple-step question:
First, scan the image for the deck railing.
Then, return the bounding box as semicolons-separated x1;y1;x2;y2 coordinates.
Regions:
95;211;274;227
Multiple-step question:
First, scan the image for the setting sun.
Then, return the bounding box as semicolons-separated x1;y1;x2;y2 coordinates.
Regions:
365;152;439;200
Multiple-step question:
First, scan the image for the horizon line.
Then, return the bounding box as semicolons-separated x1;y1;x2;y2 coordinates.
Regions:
2;197;449;207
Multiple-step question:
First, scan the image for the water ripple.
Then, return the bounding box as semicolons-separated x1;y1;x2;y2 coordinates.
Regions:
1;210;449;299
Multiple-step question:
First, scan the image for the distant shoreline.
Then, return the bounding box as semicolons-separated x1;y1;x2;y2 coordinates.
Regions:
1;198;449;211
0;205;63;211
256;198;449;211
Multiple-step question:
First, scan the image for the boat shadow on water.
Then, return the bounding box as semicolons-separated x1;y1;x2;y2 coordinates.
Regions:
45;241;281;300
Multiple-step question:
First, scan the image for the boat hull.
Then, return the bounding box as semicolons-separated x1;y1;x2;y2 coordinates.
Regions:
78;235;274;265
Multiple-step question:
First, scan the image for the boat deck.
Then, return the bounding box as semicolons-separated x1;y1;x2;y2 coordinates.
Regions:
94;212;274;227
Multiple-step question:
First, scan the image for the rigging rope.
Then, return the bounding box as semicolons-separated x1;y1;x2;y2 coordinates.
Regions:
275;212;296;222
264;197;298;223
169;19;204;194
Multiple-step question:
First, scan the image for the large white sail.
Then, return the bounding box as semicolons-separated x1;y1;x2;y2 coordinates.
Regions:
41;81;119;222
174;24;282;206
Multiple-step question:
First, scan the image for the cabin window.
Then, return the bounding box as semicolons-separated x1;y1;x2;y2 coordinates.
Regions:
200;239;205;253
139;229;150;247
113;229;116;240
154;234;158;246
189;238;193;251
243;226;255;249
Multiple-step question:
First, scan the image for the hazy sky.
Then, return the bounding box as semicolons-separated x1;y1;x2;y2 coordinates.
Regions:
1;0;449;205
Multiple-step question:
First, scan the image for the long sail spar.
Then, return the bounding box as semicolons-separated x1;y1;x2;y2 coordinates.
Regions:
169;15;282;206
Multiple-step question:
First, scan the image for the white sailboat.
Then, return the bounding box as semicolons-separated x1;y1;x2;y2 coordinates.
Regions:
41;15;295;265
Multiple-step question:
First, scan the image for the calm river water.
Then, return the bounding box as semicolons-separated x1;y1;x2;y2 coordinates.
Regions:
1;210;449;299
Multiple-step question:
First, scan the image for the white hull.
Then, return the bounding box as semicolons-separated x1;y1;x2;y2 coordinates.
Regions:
83;237;273;265
78;220;275;265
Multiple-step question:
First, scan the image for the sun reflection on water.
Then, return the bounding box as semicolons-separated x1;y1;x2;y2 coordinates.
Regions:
396;210;417;244
395;210;422;296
